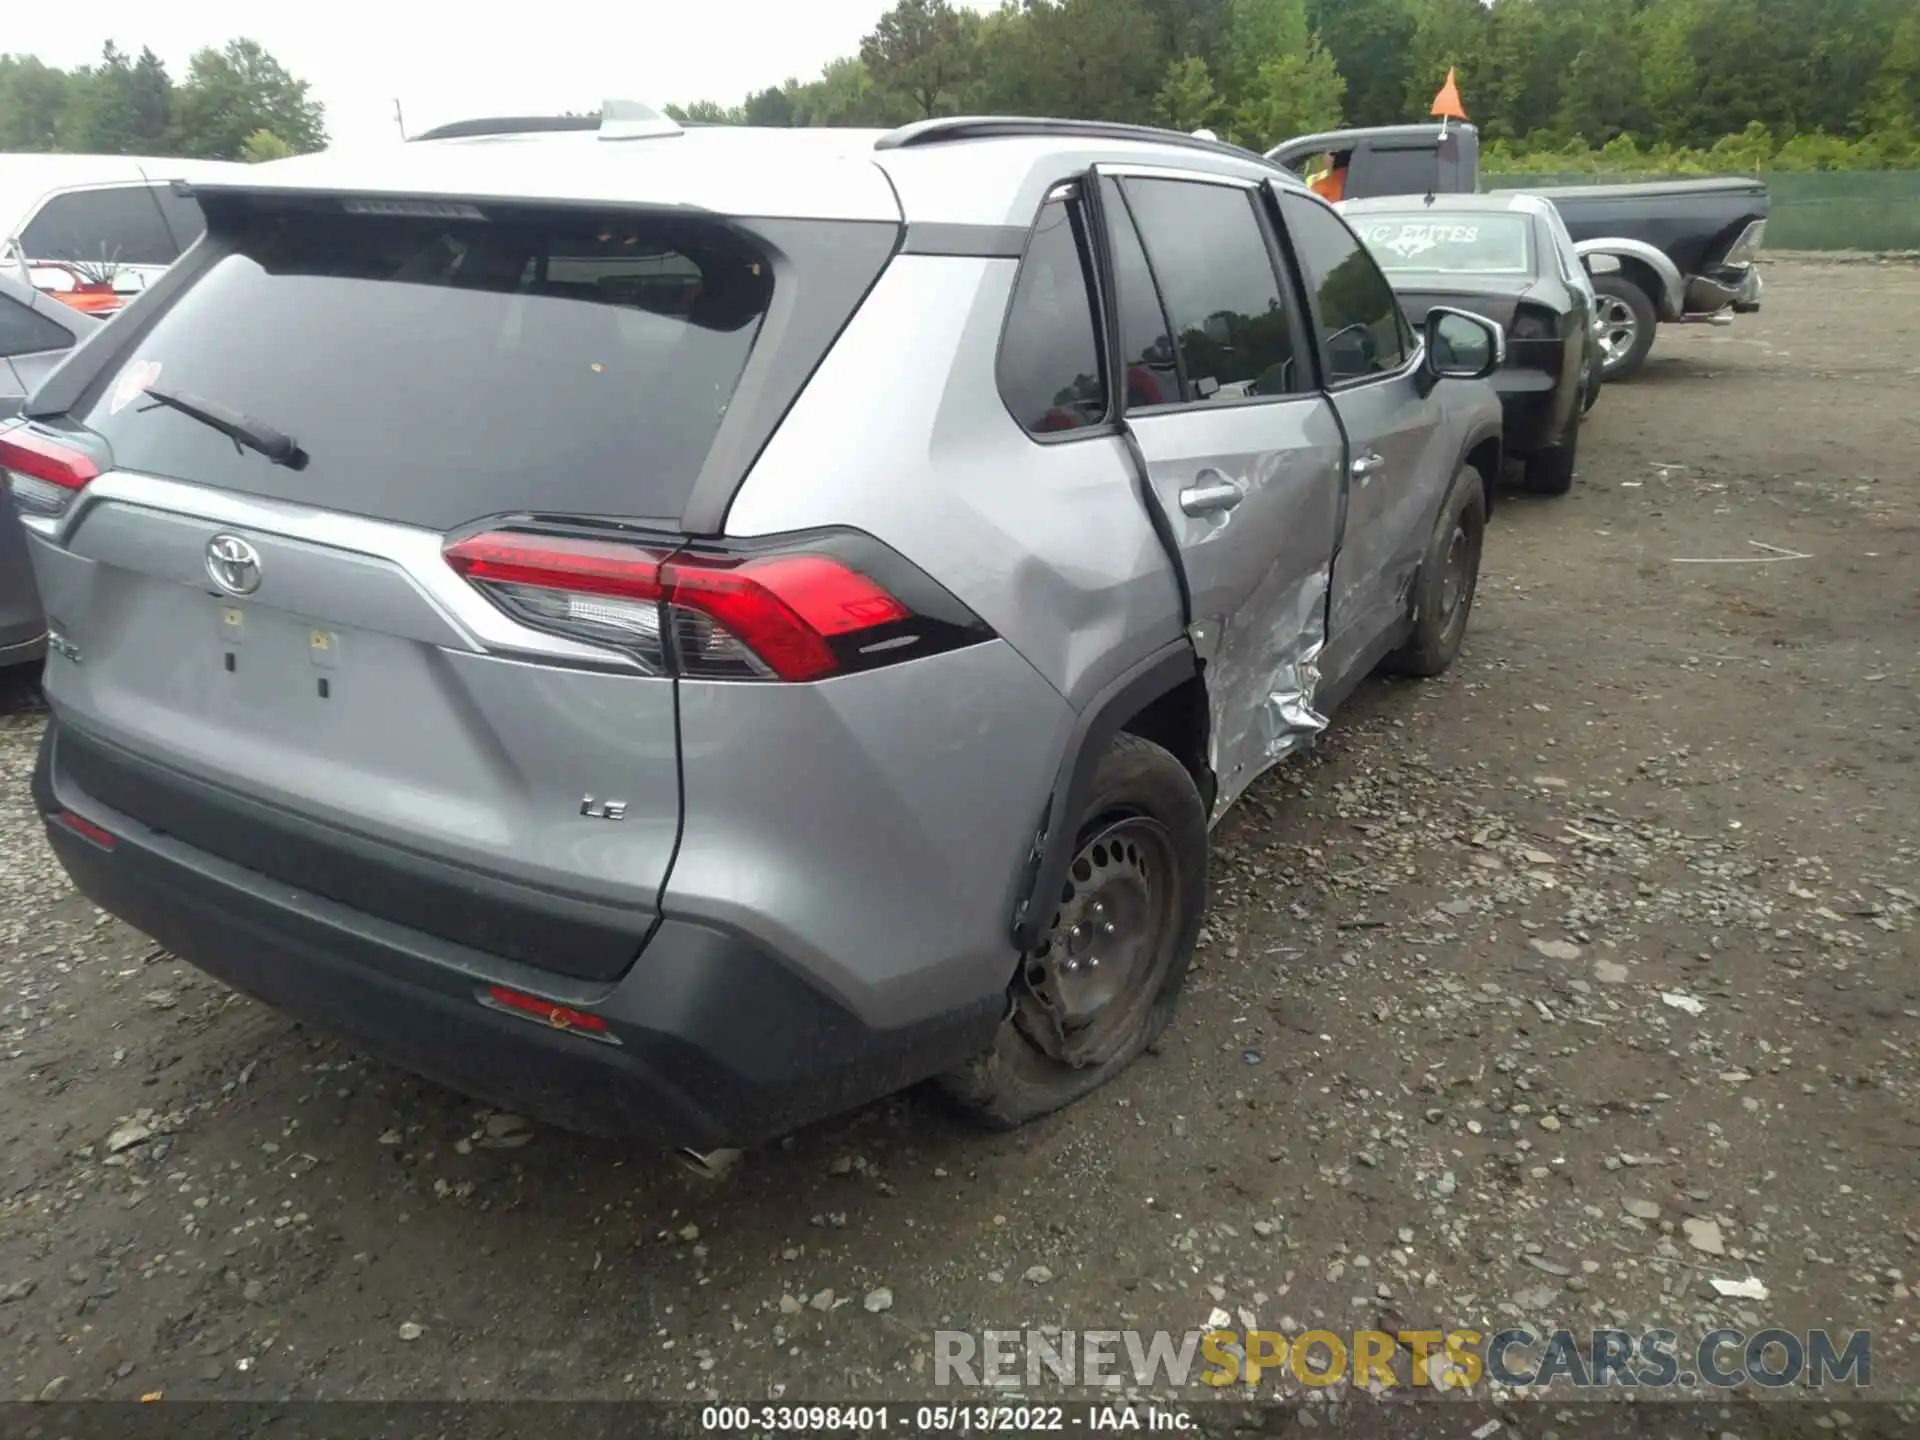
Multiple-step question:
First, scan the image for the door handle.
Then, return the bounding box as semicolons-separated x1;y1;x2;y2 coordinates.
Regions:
1351;452;1385;480
1179;473;1243;516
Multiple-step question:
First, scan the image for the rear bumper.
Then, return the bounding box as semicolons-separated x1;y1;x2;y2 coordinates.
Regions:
1492;368;1564;453
1685;265;1762;317
0;624;45;667
34;719;1002;1147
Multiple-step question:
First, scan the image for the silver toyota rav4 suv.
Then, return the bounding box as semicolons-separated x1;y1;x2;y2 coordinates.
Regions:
7;109;1505;1152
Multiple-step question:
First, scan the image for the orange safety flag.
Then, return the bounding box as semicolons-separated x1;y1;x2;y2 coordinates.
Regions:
1431;67;1468;122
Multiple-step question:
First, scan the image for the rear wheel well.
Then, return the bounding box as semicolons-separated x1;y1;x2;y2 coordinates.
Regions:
1118;676;1214;815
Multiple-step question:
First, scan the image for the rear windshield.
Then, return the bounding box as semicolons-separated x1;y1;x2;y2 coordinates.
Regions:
1352;214;1532;275
21;184;204;268
77;204;774;529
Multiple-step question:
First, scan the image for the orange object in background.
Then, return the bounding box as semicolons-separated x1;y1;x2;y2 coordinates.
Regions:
30;261;127;316
1431;67;1468;122
51;286;124;316
1309;166;1347;202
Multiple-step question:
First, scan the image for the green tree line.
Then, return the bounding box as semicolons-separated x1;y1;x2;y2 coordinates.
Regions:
0;39;326;161
665;0;1920;169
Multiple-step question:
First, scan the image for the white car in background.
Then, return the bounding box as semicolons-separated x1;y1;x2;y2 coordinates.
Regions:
1;154;253;316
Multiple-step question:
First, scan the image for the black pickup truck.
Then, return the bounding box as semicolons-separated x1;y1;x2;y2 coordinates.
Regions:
1268;124;1769;382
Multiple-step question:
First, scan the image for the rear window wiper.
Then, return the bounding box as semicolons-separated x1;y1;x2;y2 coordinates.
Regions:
138;384;308;471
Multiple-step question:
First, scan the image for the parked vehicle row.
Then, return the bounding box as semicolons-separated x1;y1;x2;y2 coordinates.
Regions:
0;108;1768;1157
1267;122;1769;383
4;110;1508;1155
1339;191;1605;495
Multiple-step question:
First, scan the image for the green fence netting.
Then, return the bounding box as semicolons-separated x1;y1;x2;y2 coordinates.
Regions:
1484;170;1920;251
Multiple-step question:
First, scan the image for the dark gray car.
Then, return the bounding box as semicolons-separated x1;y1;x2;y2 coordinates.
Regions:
1;271;96;665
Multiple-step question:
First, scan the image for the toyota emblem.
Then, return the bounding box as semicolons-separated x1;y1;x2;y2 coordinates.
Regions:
205;534;263;596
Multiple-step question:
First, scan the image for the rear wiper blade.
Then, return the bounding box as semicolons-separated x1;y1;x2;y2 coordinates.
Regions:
138;384;308;471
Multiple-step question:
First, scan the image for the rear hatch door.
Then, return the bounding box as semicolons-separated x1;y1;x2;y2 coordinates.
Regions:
25;197;787;981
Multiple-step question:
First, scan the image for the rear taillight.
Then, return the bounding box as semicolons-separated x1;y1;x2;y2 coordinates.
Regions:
1721;219;1766;268
0;426;100;520
1509;304;1560;341
444;529;960;682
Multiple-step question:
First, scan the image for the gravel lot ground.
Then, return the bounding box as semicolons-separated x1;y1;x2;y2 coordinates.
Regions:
1;258;1915;1415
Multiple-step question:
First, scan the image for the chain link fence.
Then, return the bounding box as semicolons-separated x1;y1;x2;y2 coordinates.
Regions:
1485;170;1920;251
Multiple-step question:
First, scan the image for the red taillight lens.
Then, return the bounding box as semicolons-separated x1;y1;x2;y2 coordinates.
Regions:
0;426;100;520
445;531;914;682
665;554;910;680
442;532;667;600
49;811;117;850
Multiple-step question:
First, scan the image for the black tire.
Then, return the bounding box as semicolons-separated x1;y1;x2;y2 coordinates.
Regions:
939;732;1207;1130
1519;402;1580;496
1592;274;1657;382
1388;462;1487;678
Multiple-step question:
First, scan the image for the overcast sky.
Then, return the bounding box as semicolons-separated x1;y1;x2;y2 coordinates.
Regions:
9;0;985;150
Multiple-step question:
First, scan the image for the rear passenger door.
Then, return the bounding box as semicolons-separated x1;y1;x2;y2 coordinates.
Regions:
1095;168;1346;817
1276;188;1450;676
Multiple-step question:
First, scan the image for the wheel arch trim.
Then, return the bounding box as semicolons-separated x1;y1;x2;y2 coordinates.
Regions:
1575;238;1685;320
1460;419;1504;516
1009;643;1201;952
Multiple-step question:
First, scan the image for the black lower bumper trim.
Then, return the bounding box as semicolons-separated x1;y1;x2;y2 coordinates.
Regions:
54;722;654;983
35;722;1003;1147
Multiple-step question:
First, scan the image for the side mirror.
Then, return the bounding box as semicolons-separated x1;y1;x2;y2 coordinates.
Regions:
1582;252;1622;275
1422;306;1505;383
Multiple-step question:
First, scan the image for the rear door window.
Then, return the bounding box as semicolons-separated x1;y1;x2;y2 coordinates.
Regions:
0;293;74;358
997;187;1107;435
1100;178;1184;407
20;185;190;268
1121;177;1307;402
76;205;777;529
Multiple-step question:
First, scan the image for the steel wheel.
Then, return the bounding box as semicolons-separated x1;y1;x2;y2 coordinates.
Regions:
1015;815;1182;1070
1434;509;1482;646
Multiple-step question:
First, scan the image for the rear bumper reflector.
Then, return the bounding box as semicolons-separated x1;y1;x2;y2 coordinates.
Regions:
478;984;621;1045
48;810;117;850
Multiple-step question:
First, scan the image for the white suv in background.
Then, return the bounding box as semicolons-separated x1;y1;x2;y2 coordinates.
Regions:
1;154;252;315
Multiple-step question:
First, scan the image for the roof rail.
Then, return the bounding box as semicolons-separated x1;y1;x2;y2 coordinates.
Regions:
409;115;598;142
874;115;1267;163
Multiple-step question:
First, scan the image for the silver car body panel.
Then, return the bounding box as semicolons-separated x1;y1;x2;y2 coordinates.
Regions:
668;640;1073;1028
29;473;681;914
1125;394;1344;817
1317;350;1448;651
725;254;1184;712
